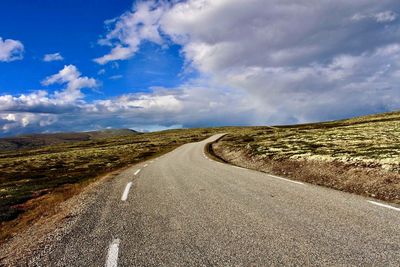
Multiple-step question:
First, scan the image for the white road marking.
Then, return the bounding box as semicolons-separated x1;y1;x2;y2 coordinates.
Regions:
233;166;246;170
106;239;120;267
268;174;304;185
134;169;141;175
121;182;132;201
204;145;303;186
143;164;148;167
368;200;400;211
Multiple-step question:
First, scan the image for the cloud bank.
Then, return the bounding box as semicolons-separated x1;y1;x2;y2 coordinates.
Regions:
0;64;251;135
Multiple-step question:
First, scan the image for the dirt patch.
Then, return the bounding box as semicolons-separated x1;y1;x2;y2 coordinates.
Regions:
212;142;400;205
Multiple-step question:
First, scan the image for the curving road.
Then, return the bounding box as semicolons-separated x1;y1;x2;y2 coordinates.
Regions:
34;134;399;266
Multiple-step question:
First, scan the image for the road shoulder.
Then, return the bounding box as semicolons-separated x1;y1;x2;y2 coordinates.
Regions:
0;168;122;266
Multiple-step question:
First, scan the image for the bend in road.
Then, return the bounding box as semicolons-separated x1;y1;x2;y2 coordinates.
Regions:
33;134;400;266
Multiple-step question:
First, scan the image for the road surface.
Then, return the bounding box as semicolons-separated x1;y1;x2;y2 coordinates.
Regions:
33;134;400;266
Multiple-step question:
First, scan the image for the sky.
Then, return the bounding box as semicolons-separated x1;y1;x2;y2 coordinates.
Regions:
0;0;399;137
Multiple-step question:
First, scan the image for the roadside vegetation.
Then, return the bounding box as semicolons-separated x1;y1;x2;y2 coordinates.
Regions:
212;111;400;204
1;111;399;243
0;128;223;242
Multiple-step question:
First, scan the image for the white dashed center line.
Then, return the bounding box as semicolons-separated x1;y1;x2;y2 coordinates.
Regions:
368;200;400;211
134;169;141;175
121;182;132;201
106;239;120;267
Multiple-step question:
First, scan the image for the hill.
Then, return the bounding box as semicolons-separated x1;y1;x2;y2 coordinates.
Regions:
0;129;140;150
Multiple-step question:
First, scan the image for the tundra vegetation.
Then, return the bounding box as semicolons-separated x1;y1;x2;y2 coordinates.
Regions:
212;111;400;205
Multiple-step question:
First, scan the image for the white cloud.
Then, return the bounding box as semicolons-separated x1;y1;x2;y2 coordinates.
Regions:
0;65;99;134
43;52;64;62
1;112;57;132
93;93;183;113
0;80;252;136
352;10;398;23
41;65;98;102
0;37;24;62
374;11;398;22
94;1;165;64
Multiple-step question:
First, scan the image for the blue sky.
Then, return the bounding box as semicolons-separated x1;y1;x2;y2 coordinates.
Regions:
0;1;399;136
0;0;185;97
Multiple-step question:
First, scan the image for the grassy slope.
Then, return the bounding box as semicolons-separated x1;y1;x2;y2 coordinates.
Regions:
212;111;400;203
0;128;226;242
0;129;140;150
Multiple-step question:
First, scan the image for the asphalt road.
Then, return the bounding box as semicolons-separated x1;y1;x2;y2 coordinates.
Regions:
34;134;399;266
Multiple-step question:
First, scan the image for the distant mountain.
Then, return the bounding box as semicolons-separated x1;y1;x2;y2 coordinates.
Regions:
0;129;140;151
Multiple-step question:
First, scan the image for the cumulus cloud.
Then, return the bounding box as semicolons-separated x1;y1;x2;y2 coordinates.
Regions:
43;52;64;62
0;62;251;136
94;1;165;64
0;37;24;62
0;65;99;135
0;83;251;136
1;112;57;133
94;0;400;124
41;65;98;102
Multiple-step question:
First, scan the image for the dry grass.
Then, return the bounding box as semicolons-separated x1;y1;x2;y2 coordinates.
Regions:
0;183;83;242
